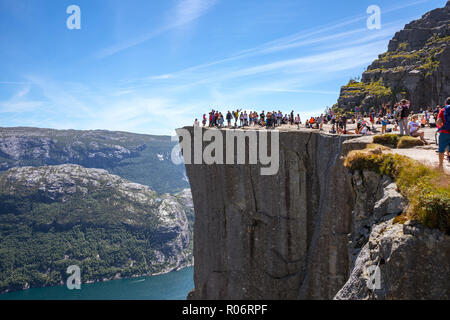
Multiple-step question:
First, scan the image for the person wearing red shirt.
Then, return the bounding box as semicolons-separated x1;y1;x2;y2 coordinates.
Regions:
437;97;450;171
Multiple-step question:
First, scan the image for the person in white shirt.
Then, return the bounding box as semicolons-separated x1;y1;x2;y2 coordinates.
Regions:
361;125;371;136
294;114;301;129
408;115;427;144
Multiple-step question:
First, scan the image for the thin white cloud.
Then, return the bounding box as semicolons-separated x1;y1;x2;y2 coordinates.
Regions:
139;0;437;81
256;88;340;95
96;0;218;58
150;74;173;80
84;96;197;134
0;81;32;85
172;0;219;27
0;100;46;113
25;76;97;118
124;22;394;92
0;86;46;113
152;39;388;91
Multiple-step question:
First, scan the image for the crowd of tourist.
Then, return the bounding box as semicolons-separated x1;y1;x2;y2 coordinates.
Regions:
192;98;450;170
192;101;444;138
194;110;302;130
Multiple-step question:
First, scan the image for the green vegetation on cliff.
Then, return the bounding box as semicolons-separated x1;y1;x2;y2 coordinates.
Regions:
373;134;425;148
376;40;445;73
340;79;393;102
426;34;450;46
344;146;450;234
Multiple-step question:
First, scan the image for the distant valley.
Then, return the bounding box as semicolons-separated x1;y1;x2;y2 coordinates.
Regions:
0;127;193;294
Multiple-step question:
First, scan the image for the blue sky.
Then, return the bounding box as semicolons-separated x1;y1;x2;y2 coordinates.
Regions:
0;0;447;135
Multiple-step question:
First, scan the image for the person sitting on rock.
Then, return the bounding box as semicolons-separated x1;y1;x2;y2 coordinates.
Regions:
408;115;428;144
360;124;371;136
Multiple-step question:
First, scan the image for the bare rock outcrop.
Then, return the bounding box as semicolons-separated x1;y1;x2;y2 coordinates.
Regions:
335;219;450;300
181;128;359;299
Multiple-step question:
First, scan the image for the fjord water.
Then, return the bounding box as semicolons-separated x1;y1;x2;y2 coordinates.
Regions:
0;267;193;300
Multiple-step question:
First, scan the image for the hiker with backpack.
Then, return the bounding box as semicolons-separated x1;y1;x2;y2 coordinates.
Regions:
437;97;450;171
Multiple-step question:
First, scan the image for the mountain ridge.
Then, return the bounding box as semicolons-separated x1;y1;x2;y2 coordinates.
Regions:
0;126;188;194
337;1;449;112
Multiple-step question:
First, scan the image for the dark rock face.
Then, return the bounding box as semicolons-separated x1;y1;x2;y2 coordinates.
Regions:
388;3;450;52
181;128;358;299
338;2;449;112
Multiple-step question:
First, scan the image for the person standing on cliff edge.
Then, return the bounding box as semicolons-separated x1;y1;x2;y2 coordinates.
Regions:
437;97;450;171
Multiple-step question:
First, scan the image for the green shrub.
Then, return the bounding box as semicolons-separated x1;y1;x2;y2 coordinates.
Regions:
373;135;425;149
397;136;425;148
398;42;408;51
373;134;400;148
343;79;392;98
345;147;450;234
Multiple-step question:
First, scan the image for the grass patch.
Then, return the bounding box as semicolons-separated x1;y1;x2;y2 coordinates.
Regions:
379;51;419;62
398;42;408;51
373;134;400;148
365;68;387;73
345;147;450;234
344;79;393;99
393;213;408;225
373;134;425;149
426;34;450;46
418;56;440;76
397;136;425;148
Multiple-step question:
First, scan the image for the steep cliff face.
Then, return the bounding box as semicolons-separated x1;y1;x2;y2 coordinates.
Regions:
181;128;450;300
338;1;449;112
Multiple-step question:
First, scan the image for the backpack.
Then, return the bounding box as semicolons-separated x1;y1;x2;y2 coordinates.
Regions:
400;105;410;118
438;105;450;132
